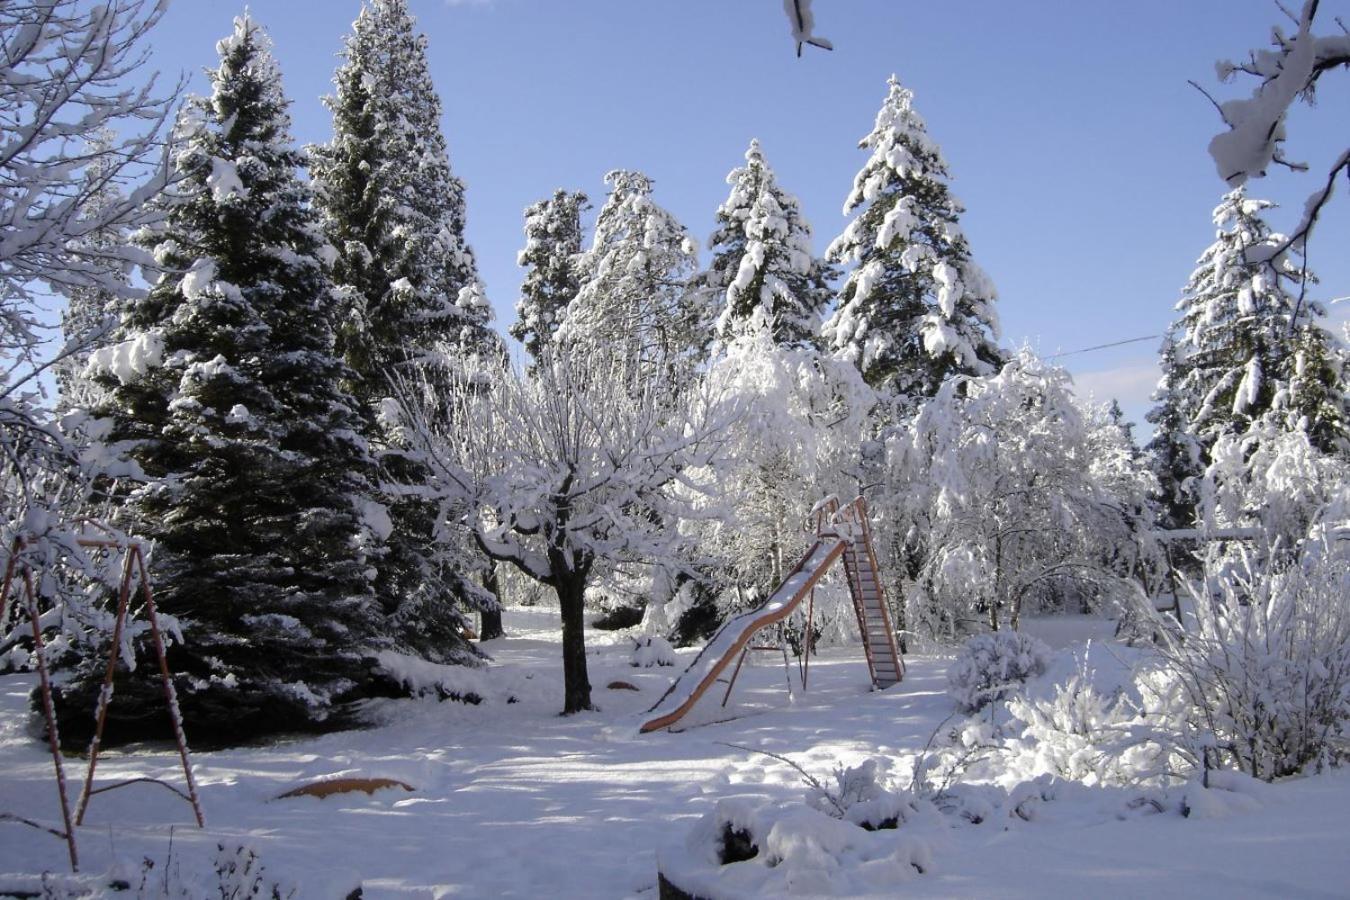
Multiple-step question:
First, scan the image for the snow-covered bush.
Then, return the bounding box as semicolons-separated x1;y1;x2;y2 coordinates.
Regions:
1141;535;1350;781
947;631;1050;712
1007;670;1171;787
663;793;935;898
667;326;870;642
630;635;677;668
805;757;928;831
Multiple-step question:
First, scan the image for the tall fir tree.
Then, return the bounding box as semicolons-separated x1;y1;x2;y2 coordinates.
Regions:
311;0;491;659
823;75;1003;408
511;190;588;363
701;139;833;349
57;15;390;745
1146;334;1205;530
1147;188;1350;526
311;0;485;379
557;170;705;378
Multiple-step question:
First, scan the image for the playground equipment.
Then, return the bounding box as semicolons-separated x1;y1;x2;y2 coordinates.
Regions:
640;496;902;733
0;525;204;872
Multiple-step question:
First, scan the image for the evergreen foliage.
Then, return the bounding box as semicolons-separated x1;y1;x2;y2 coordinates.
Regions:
57;15;388;745
1146;335;1205;531
1147;189;1349;527
311;0;486;385
557;170;705;380
311;0;492;661
823;76;1003;408
701;140;833;349
512;190;588;363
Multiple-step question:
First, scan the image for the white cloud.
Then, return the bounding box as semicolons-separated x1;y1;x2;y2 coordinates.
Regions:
1071;358;1160;407
1069;357;1161;437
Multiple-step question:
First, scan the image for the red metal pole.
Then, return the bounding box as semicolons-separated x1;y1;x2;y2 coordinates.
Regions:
135;547;204;826
21;565;79;871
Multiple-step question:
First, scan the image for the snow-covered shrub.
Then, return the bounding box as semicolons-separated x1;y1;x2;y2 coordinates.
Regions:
630;635;677;668
1141;536;1350;781
212;842;296;900
947;631;1050;712
673;326;870;642
1007;671;1170;786
805;757;928;831
664;795;935;898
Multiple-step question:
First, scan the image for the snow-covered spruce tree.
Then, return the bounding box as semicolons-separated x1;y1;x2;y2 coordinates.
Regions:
1148;188;1349;527
312;0;485;378
700;139;833;350
557;170;705;381
311;0;492;660
1145;333;1204;532
512;190;589;364
54;15;389;747
823;75;1003;409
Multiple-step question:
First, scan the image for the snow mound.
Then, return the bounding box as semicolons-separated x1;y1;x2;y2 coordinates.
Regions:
661;794;934;899
630;635;676;668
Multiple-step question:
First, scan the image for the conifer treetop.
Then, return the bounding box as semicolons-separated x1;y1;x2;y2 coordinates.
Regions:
704;138;830;349
512;189;589;362
312;0;480;387
558;170;703;372
823;75;1002;402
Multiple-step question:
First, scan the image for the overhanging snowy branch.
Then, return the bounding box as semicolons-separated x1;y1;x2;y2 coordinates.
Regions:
1207;0;1350;258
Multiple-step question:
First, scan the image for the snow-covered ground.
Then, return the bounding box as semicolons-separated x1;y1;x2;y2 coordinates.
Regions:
1;608;1347;897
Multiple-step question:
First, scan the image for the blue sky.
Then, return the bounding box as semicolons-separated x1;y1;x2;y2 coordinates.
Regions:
143;0;1349;431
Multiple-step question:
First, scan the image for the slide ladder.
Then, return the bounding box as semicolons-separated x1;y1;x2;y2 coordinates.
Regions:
640;497;903;733
836;499;903;689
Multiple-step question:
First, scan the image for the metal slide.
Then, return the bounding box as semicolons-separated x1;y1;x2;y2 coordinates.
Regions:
640;497;903;733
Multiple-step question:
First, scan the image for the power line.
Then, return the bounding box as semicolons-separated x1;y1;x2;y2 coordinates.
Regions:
1044;334;1160;361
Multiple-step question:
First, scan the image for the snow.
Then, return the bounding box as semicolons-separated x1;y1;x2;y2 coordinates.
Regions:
782;0;832;53
83;330;164;385
2;607;1349;897
181;258;217;300
359;499;394;542
207;157;246;202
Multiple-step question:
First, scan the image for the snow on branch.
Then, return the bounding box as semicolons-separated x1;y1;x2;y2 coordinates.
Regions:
390;343;738;585
2;0;179;520
1206;0;1350;256
783;0;833;56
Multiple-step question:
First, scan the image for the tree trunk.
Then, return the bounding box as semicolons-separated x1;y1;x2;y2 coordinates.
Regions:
479;561;505;641
555;572;593;713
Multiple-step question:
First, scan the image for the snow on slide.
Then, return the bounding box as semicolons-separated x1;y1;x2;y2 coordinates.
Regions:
640;537;846;733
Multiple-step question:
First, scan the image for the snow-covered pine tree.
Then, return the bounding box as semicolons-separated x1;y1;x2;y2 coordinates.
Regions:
312;0;484;382
1146;333;1204;531
557;170;704;380
512;190;588;363
823;75;1003;409
1149;188;1350;526
701;139;833;349
311;0;493;659
56;15;390;746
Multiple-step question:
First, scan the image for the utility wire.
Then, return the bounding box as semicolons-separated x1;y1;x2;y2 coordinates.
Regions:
1044;334;1159;361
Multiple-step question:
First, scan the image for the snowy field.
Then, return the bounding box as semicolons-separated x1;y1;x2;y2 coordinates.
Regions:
1;608;1348;898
